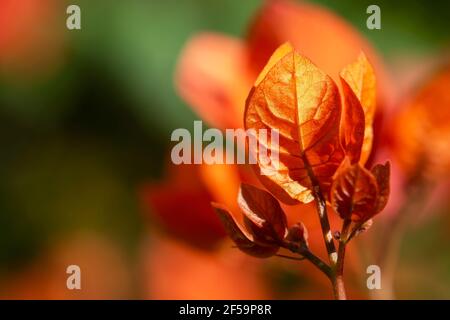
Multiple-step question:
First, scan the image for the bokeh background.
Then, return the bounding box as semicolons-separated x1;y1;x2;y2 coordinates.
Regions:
0;0;449;299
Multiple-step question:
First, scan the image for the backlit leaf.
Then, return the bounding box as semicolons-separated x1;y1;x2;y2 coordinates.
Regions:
340;53;376;164
244;42;344;204
371;161;390;213
339;76;365;164
330;158;379;222
238;183;287;243
212;202;278;258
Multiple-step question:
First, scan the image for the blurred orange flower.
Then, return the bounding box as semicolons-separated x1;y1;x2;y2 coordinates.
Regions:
142;0;391;299
141;163;227;249
175;0;393;131
391;64;450;180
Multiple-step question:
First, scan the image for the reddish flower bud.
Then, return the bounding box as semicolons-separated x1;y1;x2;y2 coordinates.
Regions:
285;222;309;249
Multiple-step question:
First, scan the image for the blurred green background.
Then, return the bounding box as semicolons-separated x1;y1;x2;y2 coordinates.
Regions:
0;0;449;298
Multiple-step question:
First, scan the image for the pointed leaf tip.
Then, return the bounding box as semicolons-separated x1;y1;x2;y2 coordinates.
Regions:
340;77;366;164
340;52;376;165
211;202;279;258
238;183;287;243
245;43;344;204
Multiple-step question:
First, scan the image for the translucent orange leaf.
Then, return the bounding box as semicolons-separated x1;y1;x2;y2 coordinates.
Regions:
371;161;390;213
244;42;344;204
330;158;379;222
238;183;287;243
339;76;365;164
340;53;376;164
211;202;279;258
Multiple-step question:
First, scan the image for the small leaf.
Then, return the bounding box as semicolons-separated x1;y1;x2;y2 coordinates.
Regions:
340;53;376;164
238;183;287;243
371;161;390;213
212;202;278;258
330;158;379;221
339;77;365;164
245;42;344;204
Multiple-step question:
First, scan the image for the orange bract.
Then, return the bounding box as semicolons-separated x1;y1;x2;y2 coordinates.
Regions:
330;158;390;222
331;158;378;221
340;76;366;164
371;162;391;213
211;183;292;258
212;202;279;258
238;183;288;243
244;43;376;204
340;53;376;164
